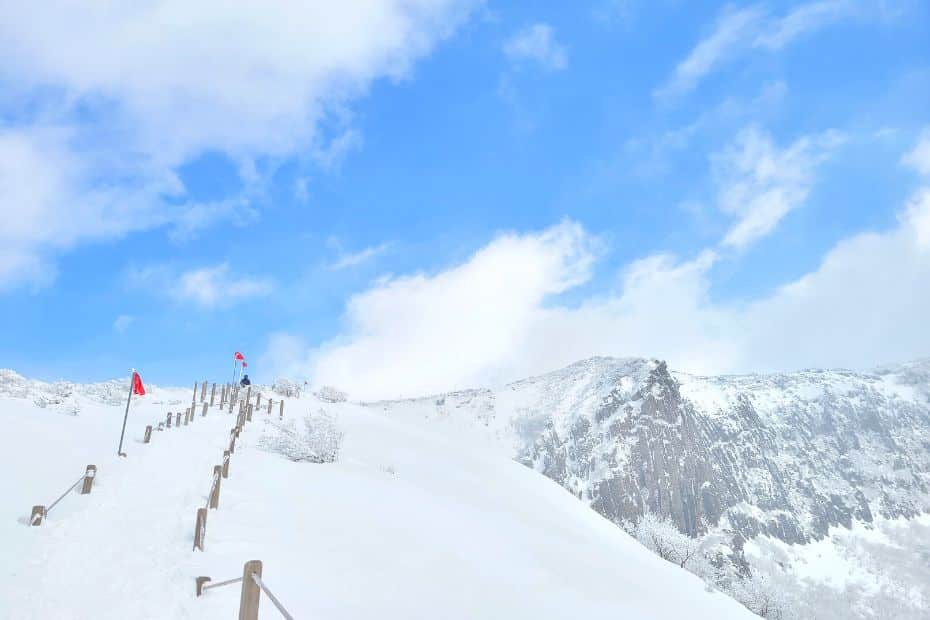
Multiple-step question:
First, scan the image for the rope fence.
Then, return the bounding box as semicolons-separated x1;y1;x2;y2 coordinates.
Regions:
196;560;295;620
30;465;96;526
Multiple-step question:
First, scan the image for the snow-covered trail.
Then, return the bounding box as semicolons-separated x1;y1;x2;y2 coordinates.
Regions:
0;379;755;619
1;389;236;619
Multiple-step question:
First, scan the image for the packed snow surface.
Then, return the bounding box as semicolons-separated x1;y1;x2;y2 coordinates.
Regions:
0;370;752;619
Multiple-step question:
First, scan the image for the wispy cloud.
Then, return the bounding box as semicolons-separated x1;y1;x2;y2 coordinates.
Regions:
713;126;845;249
655;1;879;101
329;242;392;270
902;127;930;177
654;6;765;101
503;23;568;72
113;314;134;333
129;262;273;308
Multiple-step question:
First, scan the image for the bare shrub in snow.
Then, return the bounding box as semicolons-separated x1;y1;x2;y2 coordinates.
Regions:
258;410;344;463
317;385;347;403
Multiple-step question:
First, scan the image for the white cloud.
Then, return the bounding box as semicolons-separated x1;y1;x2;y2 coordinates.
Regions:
713;126;845;249
113;315;134;333
0;1;479;289
0;126;181;290
755;0;855;50
329;242;393;270
173;264;274;308
263;134;930;398
312;128;364;172
130;262;273;308
503;23;568;71
656;1;879;100
654;6;764;101
902;127;930;177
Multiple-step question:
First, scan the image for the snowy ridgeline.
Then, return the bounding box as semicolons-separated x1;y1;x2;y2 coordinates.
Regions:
0;369;200;412
0;372;754;619
366;356;930;619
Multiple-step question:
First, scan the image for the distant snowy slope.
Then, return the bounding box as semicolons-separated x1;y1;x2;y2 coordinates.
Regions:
0;374;752;619
367;357;930;544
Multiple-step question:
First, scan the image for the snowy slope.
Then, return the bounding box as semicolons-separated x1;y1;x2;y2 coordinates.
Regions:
367;357;930;545
0;371;752;619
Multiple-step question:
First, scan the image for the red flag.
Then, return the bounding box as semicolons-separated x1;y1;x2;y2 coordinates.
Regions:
132;371;146;396
234;351;245;361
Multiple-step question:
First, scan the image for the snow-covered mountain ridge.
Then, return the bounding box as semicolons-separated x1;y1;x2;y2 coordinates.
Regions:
366;357;930;546
0;371;753;618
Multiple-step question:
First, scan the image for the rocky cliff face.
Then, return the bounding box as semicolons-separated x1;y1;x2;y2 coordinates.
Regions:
370;357;930;544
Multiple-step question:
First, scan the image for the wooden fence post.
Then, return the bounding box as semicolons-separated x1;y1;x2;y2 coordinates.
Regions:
246;404;253;422
201;381;207;402
175;412;181;427
220;384;226;407
229;431;237;454
196;576;211;596
184;409;190;426
193;507;207;551
210;383;216;407
279;400;284;419
193;381;198;404
157;422;164;431
80;465;97;494
31;505;47;526
256;393;261;409
245;386;251;408
222;450;230;478
202;402;208;417
144;425;153;443
267;399;272;415
209;466;222;509
166;412;173;428
238;560;263;620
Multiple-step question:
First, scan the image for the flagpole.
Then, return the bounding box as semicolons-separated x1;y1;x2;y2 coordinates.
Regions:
117;369;134;457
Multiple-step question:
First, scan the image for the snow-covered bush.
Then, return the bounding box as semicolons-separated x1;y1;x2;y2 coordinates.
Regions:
317;385;347;403
625;513;796;618
258;410;344;463
273;377;299;397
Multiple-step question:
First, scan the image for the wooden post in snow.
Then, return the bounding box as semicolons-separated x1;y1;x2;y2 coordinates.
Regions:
193;381;198;404
210;383;216;406
222;450;230;478
193;507;207;551
209;466;222;509
238;560;263;620
245;386;251;408
184;409;190;425
175;412;181;427
31;505;46;526
167;412;173;428
201;381;207;402
279;400;284;419
202;402;208;417
246;404;253;422
256;393;261;409
80;465;97;495
196;576;211;596
229;430;237;454
144;425;153;443
267;399;272;416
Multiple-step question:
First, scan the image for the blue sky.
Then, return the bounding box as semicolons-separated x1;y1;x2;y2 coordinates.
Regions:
1;1;929;397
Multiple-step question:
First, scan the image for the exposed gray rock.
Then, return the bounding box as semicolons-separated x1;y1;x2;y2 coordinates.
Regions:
369;357;930;545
